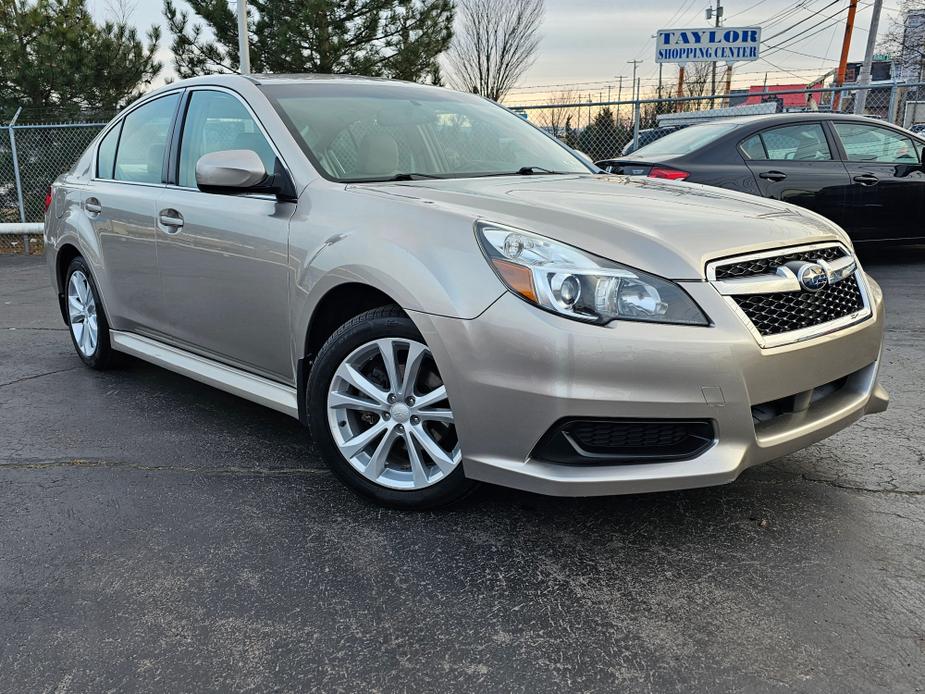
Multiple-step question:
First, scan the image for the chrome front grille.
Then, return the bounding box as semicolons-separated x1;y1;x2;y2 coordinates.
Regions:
707;242;871;348
732;274;864;336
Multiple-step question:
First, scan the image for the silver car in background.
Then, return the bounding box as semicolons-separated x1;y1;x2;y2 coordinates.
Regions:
45;74;888;509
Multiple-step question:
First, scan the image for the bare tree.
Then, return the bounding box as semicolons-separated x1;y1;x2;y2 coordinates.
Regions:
546;89;578;138
447;0;545;102
881;1;925;81
681;62;714;98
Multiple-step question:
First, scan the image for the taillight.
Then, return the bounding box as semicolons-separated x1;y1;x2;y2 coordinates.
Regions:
648;167;690;181
44;187;53;213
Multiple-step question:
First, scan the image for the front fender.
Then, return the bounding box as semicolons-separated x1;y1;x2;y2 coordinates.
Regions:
288;190;506;372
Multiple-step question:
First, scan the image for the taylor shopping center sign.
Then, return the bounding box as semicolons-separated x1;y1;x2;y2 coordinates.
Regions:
656;27;762;63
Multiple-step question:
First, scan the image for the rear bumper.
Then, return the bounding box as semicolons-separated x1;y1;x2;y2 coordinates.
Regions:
409;274;888;497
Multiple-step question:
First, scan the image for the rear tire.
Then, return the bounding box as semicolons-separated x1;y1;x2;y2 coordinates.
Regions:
307;306;477;510
64;257;113;370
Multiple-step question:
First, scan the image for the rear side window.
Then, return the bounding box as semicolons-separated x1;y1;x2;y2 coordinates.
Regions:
177;90;277;188
114;93;180;183
834;122;920;163
96;123;121;179
752;123;832;161
631;122;739;157
739;134;766;160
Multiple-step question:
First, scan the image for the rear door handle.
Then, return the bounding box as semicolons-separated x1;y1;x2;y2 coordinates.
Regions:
158;209;184;233
85;197;102;215
758;170;787;182
853;173;879;186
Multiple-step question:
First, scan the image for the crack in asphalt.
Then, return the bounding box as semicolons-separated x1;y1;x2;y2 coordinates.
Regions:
0;458;327;477
801;473;925;496
0;366;80;389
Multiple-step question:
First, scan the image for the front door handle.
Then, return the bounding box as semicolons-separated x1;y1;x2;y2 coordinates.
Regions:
158;209;184;233
853;173;879;186
758;170;787;182
85;197;102;215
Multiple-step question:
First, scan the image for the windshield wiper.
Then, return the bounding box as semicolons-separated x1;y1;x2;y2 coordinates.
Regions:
516;166;563;175
470;166;570;178
386;172;445;181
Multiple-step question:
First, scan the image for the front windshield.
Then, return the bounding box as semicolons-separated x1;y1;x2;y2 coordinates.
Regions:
633;122;740;157
260;82;590;182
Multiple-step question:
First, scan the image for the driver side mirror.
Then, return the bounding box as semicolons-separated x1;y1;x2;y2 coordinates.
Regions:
195;149;297;201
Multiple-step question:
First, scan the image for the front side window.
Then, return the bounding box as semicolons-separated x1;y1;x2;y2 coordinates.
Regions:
260;83;590;182
756;123;831;161
178;91;277;189
114;93;180;183
834;122;919;163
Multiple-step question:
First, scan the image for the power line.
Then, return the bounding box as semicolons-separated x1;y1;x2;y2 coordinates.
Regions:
763;0;841;41
762;5;852;56
758;1;821;31
726;0;770;20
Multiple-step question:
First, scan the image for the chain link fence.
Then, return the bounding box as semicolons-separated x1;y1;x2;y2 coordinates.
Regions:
1;111;108;255
509;82;925;164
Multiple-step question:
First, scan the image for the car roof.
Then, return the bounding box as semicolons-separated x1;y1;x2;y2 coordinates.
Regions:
146;72;440;93
700;112;891;128
134;73;462;109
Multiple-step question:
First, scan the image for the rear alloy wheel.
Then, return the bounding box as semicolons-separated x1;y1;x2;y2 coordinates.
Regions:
68;270;98;358
65;257;113;369
308;307;476;509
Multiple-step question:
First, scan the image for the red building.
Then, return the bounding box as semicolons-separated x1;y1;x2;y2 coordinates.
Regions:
743;84;810;109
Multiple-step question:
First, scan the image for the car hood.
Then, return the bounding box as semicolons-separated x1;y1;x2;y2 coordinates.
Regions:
357;174;845;280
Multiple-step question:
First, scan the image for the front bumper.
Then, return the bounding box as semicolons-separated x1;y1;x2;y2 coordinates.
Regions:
409;274;888;497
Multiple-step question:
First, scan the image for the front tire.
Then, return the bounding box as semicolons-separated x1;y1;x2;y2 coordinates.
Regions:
307;306;477;510
65;257;113;370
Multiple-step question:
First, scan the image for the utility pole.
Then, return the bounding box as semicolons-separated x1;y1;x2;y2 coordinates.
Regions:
854;0;884;114
707;0;724;96
724;64;734;106
632;77;642;149
615;74;625;127
237;0;251;74
833;0;860;111
627;60;643;94
627;60;643;146
675;66;686;112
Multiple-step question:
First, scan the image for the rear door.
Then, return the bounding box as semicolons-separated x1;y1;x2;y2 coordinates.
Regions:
88;92;181;333
829;121;925;242
740;122;853;230
154;88;295;382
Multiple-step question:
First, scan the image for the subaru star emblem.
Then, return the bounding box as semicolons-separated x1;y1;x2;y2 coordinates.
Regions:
797;262;829;292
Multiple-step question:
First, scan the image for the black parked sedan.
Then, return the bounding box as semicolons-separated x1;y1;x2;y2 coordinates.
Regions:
597;113;925;243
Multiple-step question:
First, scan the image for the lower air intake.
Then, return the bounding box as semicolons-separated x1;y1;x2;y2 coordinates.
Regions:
532;418;715;465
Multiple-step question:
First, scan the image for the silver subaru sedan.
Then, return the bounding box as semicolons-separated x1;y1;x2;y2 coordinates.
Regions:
45;74;888;509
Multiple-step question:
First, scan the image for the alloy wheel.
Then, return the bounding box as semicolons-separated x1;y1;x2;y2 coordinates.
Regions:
326;338;461;490
67;270;98;358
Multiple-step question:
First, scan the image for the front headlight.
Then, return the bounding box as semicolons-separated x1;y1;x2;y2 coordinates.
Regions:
476;221;709;326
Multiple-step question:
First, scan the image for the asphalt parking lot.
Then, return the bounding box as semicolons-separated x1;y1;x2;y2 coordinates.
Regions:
0;250;923;693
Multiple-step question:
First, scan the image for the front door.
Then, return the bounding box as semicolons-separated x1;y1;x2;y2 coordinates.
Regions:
742;122;853;232
830;121;925;242
88;92;181;333
154;89;295;383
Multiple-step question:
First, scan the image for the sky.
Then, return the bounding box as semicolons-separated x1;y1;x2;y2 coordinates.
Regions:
87;0;904;105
